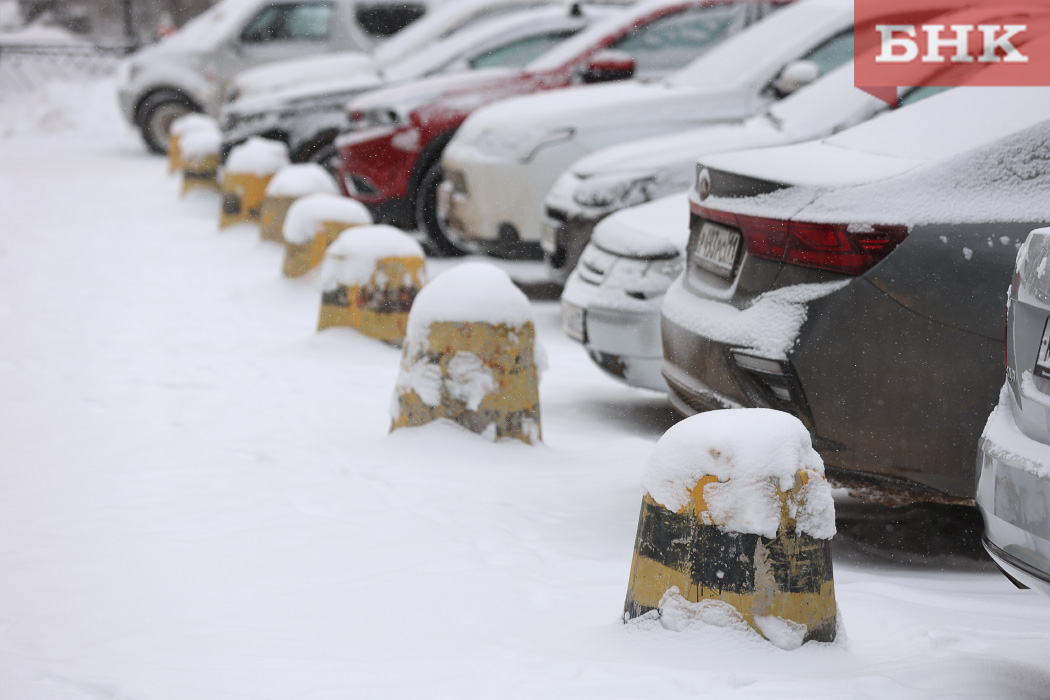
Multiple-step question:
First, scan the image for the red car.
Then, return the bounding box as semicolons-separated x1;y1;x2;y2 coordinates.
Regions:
335;0;787;254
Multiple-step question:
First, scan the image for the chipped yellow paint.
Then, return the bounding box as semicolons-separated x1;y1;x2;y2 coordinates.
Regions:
317;256;426;345
391;320;542;443
625;474;837;644
219;171;275;228
168;133;183;174
180;153;219;195
282;221;366;278
259;195;296;242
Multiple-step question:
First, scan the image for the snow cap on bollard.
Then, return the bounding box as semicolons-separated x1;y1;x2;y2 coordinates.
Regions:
259;163;339;242
624;408;838;649
318;224;426;344
168;113;216;174
219;137;290;228
390;262;544;444
179;124;222;195
281;193;373;278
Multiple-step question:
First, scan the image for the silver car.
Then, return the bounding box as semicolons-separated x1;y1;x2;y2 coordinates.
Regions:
978;227;1050;596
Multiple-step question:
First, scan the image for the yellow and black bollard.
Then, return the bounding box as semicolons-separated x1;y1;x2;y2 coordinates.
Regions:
259;163;339;243
317;224;426;344
624;409;838;647
168;113;216;175
179;126;222;195
219;137;290;229
281;193;373;278
390;262;543;444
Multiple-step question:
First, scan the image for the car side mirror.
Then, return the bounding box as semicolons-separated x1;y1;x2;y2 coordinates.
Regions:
772;60;819;97
582;50;635;84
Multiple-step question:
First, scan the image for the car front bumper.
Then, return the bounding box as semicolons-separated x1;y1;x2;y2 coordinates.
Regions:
118;86;138;125
977;386;1050;596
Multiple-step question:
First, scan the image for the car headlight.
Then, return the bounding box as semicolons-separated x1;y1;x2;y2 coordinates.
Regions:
346;106;408;131
471;127;575;164
573;172;658;210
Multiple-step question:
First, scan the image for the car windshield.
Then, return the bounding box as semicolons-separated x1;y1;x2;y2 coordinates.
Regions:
372;0;548;66
381;6;575;82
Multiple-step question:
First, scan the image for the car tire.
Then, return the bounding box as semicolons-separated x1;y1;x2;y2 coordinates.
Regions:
305;141;342;179
137;91;198;155
415;160;467;257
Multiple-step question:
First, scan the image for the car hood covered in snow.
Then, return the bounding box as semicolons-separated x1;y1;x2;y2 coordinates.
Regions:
231;52;377;101
347;67;519;114
592;193;691;258
700;86;1050;225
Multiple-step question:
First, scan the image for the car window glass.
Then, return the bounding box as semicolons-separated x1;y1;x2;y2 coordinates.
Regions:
469;31;578;70
898;85;952;108
241;3;333;43
799;29;854;75
608;5;747;76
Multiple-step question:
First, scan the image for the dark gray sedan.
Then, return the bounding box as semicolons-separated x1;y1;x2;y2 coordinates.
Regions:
660;86;1050;505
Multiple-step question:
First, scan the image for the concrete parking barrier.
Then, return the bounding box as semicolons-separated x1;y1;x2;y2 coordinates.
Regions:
281;193;373;278
219;137;290;229
179;125;222;195
259;164;340;243
624;409;837;648
390;262;543;444
318;225;426;344
168;113;216;175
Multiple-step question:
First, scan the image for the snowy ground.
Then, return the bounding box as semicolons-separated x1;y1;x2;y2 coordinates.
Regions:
2;80;1050;699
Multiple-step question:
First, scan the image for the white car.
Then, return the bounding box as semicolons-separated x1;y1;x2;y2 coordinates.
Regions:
439;0;860;257
117;0;438;153
219;3;612;169
560;193;688;391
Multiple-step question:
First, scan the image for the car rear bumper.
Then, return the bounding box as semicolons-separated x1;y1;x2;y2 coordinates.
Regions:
977;388;1050;597
561;275;667;393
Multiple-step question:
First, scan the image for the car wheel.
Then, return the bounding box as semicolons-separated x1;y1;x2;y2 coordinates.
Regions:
138;92;197;155
415;160;467;257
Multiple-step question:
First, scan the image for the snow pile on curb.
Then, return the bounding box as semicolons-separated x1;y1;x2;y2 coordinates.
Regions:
405;262;533;341
642;408;835;540
0;78;127;140
265;163;339;198
225;137;289;176
180;124;221;158
283;193;372;244
170;113;218;139
320;224;425;290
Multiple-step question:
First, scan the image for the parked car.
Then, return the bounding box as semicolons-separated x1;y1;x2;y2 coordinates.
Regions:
219;3;611;171
117;0;431;153
979;227;1050;596
335;0;786;253
438;0;873;258
556;61;952;393
660;86;1050;505
561;193;688;391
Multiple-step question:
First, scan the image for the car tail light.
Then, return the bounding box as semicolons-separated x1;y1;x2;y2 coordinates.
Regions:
696;207;908;276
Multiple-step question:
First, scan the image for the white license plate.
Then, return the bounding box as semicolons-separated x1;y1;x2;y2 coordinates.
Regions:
561;302;586;342
1035;316;1050;379
694;220;742;277
541;221;558;255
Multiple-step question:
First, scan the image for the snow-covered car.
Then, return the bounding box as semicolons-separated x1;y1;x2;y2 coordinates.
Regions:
561;193;687;391
219;3;610;171
336;0;786;254
438;0;869;258
660;85;1050;505
979;227;1050;597
116;0;432;153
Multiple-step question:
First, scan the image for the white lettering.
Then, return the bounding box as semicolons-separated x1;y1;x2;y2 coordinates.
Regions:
875;25;918;63
979;24;1029;63
922;24;974;63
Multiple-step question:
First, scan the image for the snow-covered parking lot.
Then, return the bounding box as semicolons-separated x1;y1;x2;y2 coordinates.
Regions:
2;83;1050;699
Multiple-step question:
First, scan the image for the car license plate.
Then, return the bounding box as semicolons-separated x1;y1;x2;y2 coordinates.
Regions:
1035;316;1050;379
694;220;742;277
561;302;586;342
541;221;558;255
